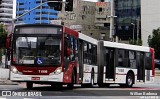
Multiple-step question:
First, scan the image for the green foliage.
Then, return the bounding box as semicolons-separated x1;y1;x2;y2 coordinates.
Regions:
0;24;8;48
148;28;160;59
129;38;142;46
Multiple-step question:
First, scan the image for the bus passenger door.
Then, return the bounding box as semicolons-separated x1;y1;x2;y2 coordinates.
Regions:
78;40;83;81
137;52;145;82
105;48;115;80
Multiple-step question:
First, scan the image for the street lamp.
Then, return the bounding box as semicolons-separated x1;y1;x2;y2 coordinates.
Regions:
131;23;135;43
107;0;117;42
107;15;117;41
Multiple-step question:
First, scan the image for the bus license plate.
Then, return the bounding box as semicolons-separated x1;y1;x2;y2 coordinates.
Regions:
32;77;40;80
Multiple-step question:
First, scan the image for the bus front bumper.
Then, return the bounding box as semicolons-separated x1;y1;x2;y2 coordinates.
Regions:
10;72;63;83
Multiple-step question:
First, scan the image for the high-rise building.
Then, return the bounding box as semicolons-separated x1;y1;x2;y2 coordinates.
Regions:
99;0;141;43
0;0;13;24
16;0;58;24
114;0;141;41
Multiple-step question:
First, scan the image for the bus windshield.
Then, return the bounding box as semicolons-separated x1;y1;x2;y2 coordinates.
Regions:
12;35;62;66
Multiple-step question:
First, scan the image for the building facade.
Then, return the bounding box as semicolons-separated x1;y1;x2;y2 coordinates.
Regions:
99;0;160;46
16;0;58;24
114;0;141;41
0;0;13;24
141;0;160;46
58;0;110;40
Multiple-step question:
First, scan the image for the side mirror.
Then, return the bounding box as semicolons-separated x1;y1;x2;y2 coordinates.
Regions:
5;34;12;49
5;37;10;49
66;47;72;57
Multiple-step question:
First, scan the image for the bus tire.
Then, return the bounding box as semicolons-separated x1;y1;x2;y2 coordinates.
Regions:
126;73;134;88
119;84;126;88
26;82;33;89
51;84;55;88
67;71;75;89
98;83;110;88
56;84;62;90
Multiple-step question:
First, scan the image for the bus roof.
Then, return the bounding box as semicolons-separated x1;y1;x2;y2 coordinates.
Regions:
64;27;78;38
79;33;98;45
15;24;63;28
103;41;150;52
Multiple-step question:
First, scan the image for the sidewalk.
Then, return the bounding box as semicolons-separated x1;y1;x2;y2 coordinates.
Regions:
0;55;18;85
0;78;18;85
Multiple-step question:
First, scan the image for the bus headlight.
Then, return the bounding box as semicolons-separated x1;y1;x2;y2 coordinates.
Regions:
11;66;22;74
50;67;62;75
54;67;62;74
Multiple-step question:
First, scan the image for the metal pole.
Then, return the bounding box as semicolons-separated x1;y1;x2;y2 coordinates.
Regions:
133;24;135;43
131;23;135;43
108;0;117;42
137;19;139;41
40;0;42;24
109;0;114;41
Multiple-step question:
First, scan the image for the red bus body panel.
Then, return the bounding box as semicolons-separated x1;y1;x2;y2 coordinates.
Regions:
150;48;155;76
15;66;57;75
62;27;79;83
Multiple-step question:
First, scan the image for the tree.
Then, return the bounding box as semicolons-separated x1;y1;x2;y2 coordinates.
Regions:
129;38;142;46
0;24;8;48
148;28;160;59
0;24;8;63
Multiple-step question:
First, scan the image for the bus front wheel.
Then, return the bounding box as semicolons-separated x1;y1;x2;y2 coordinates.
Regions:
67;71;76;89
26;82;33;89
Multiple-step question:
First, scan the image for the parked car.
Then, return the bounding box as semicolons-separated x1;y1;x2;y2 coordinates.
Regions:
154;59;160;69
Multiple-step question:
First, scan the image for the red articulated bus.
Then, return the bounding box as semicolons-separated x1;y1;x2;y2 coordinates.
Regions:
6;24;155;89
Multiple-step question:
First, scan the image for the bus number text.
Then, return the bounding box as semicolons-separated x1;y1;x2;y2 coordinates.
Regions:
38;70;48;73
118;69;124;72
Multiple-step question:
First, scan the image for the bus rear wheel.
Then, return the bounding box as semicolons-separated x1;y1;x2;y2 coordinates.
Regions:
126;73;134;87
26;82;33;89
98;83;110;88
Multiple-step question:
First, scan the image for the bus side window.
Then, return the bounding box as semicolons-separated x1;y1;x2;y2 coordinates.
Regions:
118;50;123;67
129;51;136;68
83;42;88;64
70;37;75;61
145;53;152;70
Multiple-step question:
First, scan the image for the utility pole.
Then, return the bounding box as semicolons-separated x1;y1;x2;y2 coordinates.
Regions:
131;23;135;43
40;0;42;24
108;0;117;42
137;19;139;41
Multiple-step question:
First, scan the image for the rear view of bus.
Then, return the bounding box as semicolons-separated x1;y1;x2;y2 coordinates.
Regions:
10;24;64;89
